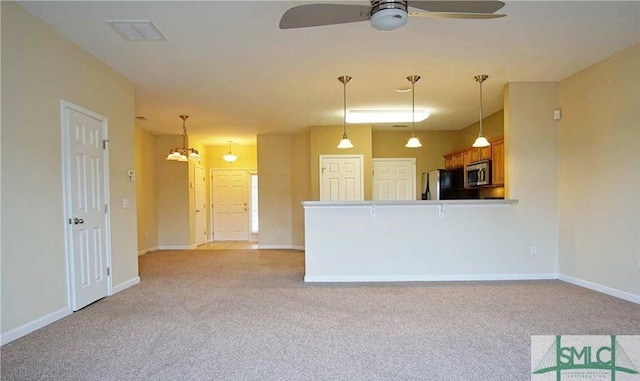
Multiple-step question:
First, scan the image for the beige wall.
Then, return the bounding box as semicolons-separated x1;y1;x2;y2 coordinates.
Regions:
291;132;311;248
504;82;559;274
557;43;640;297
460;110;504;148
155;135;190;247
1;2;138;335
135;127;158;254
309;125;373;200
257;135;293;247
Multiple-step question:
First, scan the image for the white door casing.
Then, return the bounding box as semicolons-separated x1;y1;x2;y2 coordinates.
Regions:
372;158;416;201
319;155;364;201
211;170;249;241
61;101;111;311
194;166;207;246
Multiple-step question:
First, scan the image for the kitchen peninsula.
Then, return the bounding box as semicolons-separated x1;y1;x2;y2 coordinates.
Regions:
303;199;555;283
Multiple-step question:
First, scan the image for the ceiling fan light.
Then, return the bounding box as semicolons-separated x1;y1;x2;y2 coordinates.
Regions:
405;136;422;148
166;152;179;161
178;154;188;162
370;8;408;31
472;135;490;148
337;137;354;149
188;151;201;160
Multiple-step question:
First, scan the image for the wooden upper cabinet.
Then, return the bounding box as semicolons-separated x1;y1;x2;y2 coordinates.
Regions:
490;136;504;186
444;151;465;169
442;135;505;186
480;146;492;161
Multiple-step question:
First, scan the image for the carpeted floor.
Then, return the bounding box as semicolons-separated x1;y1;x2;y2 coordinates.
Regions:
1;249;639;380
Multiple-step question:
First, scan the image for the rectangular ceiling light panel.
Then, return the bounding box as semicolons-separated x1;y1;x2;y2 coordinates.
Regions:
346;110;430;124
106;20;166;41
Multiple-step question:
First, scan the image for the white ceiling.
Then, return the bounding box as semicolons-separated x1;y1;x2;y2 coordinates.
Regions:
17;1;640;146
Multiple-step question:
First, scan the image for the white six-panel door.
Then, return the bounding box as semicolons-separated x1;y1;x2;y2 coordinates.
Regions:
372;158;416;201
319;155;364;201
211;170;249;241
62;102;110;311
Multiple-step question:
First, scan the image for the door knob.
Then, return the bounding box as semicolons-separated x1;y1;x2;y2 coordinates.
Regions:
73;218;84;225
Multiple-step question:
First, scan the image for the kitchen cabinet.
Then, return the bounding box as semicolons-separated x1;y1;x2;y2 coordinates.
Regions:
444;151;464;169
490;136;504;186
443;135;505;187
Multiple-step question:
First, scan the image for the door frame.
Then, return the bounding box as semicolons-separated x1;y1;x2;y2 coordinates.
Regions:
60;100;113;310
194;165;207;246
209;168;252;242
319;154;364;201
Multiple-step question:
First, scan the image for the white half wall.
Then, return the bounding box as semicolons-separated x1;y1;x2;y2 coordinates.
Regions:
304;201;557;281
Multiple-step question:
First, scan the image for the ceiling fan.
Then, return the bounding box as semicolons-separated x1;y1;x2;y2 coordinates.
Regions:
279;0;506;31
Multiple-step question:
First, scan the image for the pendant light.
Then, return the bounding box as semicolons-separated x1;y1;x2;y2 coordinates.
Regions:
337;75;354;149
472;74;491;148
222;140;238;163
166;115;201;162
405;75;422;148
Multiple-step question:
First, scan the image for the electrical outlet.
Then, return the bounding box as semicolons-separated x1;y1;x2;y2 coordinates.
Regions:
530;246;538;256
278;229;283;236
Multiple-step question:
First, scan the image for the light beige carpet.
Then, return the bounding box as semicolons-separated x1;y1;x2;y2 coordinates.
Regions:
2;249;639;380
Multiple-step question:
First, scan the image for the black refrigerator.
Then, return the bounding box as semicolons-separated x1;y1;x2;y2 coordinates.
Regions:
422;168;479;200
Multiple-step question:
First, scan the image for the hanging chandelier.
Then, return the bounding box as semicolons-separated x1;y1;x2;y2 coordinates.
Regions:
472;75;491;148
166;115;201;162
405;75;422;148
223;140;238;163
337;75;354;149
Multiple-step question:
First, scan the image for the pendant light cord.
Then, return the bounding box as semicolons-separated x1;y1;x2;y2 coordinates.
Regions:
182;118;187;149
343;78;347;137
475;75;488;136
479;78;483;135
411;79;415;137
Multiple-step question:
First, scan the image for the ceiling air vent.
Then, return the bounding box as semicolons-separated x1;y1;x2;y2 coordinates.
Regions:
106;20;166;41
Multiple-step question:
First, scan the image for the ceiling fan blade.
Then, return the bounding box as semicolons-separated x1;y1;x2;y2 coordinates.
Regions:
279;4;372;29
409;11;506;19
409;1;505;14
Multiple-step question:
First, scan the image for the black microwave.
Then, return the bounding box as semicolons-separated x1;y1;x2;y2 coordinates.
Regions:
467;161;490;187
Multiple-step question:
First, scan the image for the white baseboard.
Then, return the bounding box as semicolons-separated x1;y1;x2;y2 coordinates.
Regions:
257;244;294;250
138;246;158;256
304;273;558;283
157;245;197;250
0;306;71;346
112;276;140;294
558;274;640;304
292;245;305;251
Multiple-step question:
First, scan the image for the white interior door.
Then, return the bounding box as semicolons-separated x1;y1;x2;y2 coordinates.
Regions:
195;166;207;246
62;102;110;311
319;155;364;201
211;170;249;241
373;158;416;200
